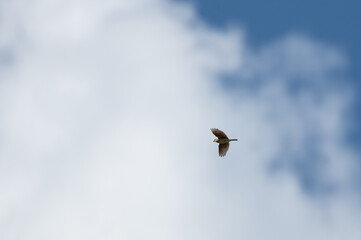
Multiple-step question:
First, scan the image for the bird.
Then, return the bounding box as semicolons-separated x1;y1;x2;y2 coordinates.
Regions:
211;128;237;157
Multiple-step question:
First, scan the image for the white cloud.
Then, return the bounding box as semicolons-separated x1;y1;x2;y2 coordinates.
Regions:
0;0;360;240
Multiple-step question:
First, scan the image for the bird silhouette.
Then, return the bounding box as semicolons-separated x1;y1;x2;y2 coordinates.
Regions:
211;128;237;157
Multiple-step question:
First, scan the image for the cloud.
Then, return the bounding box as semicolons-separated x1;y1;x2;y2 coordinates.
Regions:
0;0;360;240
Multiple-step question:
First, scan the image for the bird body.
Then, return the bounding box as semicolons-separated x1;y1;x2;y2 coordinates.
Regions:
213;138;238;144
211;128;237;157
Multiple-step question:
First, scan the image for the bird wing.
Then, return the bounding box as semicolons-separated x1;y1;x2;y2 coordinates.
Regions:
211;128;229;139
218;143;230;157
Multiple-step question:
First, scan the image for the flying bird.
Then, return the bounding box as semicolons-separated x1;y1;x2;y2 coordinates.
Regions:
211;128;237;157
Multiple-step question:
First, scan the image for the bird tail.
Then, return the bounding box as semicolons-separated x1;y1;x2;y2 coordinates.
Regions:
230;139;238;141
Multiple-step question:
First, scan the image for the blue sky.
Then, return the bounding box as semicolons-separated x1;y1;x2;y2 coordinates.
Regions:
1;0;361;239
179;0;361;190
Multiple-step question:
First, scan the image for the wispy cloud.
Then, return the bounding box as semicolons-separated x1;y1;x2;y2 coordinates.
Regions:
0;0;360;239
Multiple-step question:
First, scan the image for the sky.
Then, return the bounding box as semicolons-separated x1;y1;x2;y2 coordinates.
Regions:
1;0;361;239
178;0;361;148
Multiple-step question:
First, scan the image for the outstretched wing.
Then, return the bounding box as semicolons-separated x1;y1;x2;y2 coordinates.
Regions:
211;128;229;139
218;143;230;157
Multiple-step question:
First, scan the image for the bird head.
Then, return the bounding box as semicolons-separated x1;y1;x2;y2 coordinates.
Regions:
213;138;219;143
